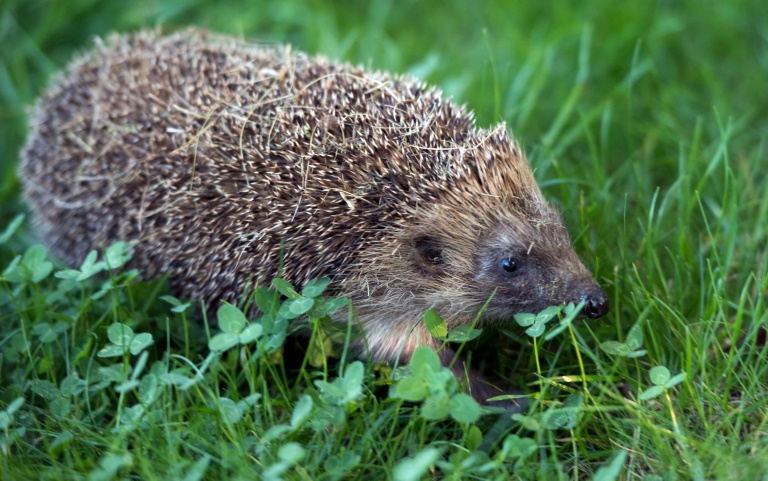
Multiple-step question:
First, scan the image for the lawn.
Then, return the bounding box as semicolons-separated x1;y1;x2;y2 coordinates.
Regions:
1;0;767;479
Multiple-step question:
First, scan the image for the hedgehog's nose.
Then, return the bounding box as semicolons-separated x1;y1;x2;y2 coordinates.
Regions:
582;289;609;319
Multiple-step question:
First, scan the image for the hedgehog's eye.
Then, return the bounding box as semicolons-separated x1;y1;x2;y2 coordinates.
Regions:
499;257;521;275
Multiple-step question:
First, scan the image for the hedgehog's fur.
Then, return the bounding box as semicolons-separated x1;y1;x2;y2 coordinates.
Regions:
21;29;608;407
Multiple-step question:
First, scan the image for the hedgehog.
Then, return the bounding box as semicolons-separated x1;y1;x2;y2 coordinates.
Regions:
20;29;609;408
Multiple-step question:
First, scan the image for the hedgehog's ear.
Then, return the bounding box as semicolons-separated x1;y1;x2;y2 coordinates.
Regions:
414;235;444;265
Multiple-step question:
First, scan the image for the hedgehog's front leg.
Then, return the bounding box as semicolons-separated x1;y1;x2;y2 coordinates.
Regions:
437;348;529;412
354;307;529;411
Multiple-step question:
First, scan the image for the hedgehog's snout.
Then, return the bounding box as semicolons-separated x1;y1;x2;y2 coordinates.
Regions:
582;289;609;318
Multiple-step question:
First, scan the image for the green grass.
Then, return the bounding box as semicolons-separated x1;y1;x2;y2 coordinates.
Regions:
2;0;768;479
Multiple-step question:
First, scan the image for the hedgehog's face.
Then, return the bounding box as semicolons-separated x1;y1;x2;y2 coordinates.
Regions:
408;211;608;324
470;226;608;323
